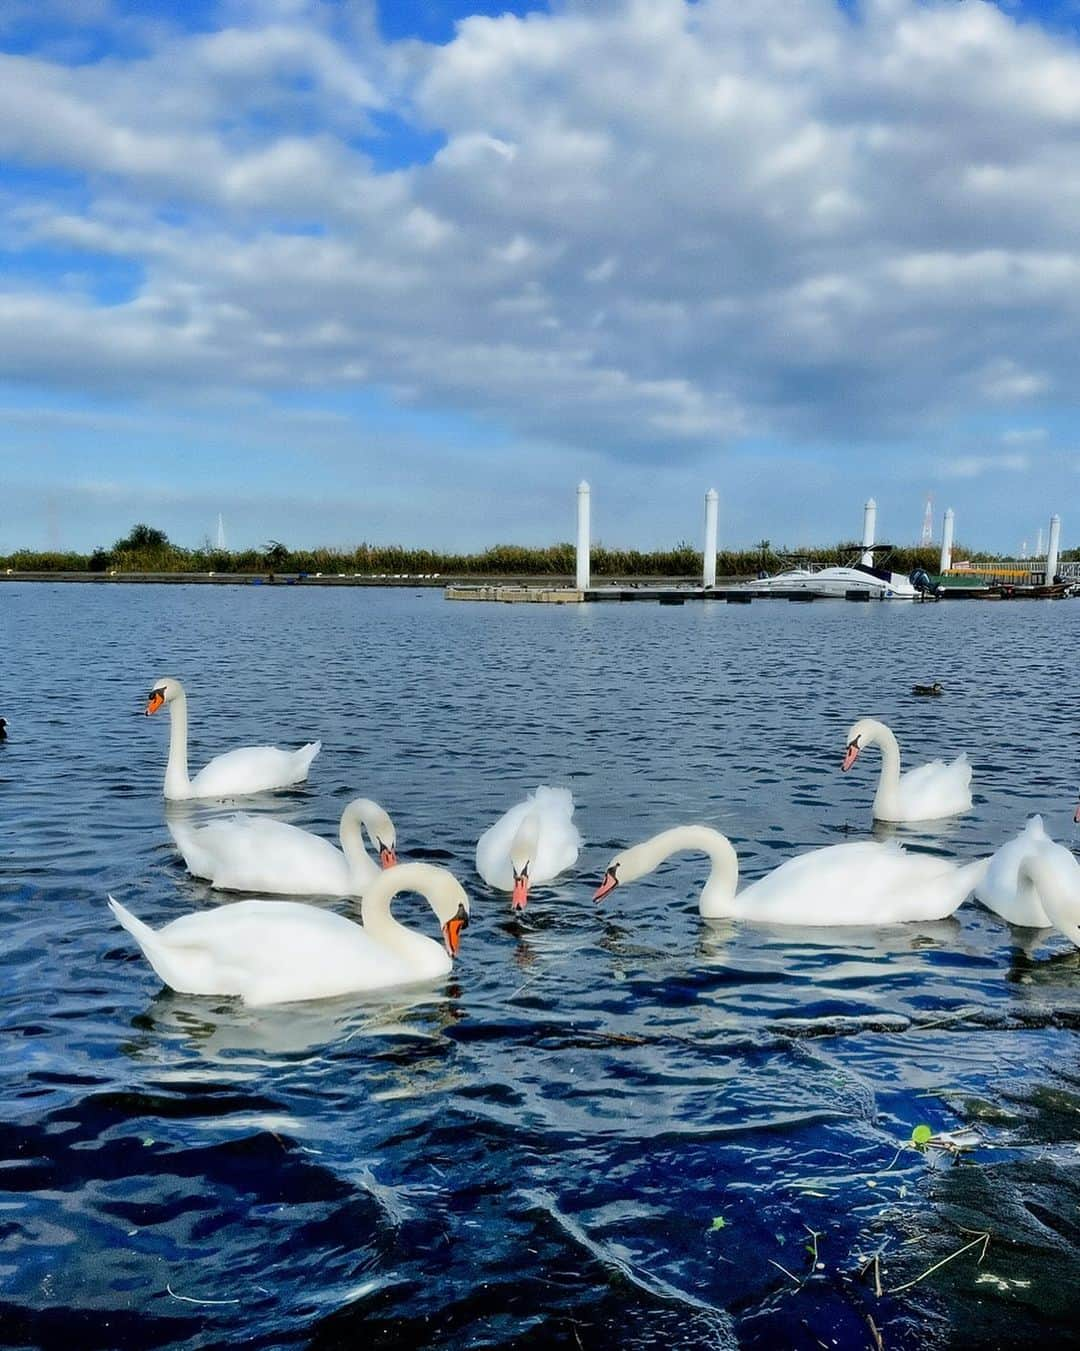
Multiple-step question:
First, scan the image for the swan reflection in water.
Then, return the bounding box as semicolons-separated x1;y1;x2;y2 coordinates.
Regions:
122;982;467;1063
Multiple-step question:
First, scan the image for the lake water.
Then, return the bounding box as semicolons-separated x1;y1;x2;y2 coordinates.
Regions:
2;583;1079;1350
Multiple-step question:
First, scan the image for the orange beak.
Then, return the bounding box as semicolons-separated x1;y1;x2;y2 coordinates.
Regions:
841;742;860;772
593;870;618;902
511;872;530;911
379;846;397;869
442;912;467;957
146;690;165;716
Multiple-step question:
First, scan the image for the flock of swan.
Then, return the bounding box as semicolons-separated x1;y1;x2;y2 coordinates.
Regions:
100;677;1080;1008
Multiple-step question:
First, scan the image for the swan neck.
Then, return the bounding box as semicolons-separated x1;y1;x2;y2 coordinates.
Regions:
339;806;376;883
1020;852;1078;935
627;826;739;916
360;864;449;960
868;722;901;807
164;690;191;797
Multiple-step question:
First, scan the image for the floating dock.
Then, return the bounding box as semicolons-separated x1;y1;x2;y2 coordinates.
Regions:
446;581;1076;604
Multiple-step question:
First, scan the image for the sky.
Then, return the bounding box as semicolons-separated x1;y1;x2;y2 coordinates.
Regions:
2;0;1080;556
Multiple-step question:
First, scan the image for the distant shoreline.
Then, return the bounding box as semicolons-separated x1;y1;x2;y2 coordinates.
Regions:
0;570;721;588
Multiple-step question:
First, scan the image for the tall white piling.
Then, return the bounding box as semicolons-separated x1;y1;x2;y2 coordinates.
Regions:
1036;526;1044;556
1045;513;1061;583
861;497;877;566
939;507;955;573
703;488;719;588
576;480;591;591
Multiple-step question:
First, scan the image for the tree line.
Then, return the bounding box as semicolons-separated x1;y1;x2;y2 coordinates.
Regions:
1;523;1073;578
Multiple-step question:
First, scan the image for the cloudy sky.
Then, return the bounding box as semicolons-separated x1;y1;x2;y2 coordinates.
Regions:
2;0;1078;555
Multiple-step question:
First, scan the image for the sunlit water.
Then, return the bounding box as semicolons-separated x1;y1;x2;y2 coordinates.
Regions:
2;583;1079;1350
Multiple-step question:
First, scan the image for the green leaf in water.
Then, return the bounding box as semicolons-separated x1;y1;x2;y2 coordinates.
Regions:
911;1124;933;1146
709;1216;727;1231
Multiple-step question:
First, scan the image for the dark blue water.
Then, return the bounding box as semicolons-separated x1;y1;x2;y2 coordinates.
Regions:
2;583;1079;1350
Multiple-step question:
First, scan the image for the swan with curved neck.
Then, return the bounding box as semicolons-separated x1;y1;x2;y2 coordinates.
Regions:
594;825;987;925
974;816;1053;927
476;786;581;910
1015;842;1080;948
146;677;321;800
168;798;397;896
107;861;470;1006
841;718;972;822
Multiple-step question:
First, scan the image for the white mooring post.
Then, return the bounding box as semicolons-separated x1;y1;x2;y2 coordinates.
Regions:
940;507;955;574
576;481;591;591
1045;513;1061;583
860;497;877;566
703;488;718;589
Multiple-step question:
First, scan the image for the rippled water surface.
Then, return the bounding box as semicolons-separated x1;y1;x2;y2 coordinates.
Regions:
2;583;1079;1350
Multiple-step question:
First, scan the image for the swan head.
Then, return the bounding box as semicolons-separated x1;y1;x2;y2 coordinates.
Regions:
594;844;645;900
146;677;183;716
509;813;541;911
425;872;471;957
842;718;879;772
344;799;397;868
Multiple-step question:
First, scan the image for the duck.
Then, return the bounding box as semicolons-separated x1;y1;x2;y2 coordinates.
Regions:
593;825;987;925
146;677;320;800
974;816;1053;926
912;682;944;697
1015;841;1080;948
475;786;582;909
167;798;397;896
0;717;6;741
107;861;469;1006
842;718;972;822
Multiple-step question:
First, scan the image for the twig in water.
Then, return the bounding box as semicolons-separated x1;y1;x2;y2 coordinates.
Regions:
768;1258;802;1288
888;1230;990;1294
865;1312;885;1351
804;1224;823;1272
166;1284;241;1306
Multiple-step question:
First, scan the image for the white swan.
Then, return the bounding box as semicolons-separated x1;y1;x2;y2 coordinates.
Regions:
1015;841;1080;948
974;816;1053;927
146;677;320;800
475;786;582;909
593;825;987;925
107;861;469;1006
168;798;397;896
842;718;972;822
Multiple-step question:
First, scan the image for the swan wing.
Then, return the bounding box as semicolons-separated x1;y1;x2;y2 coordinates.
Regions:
895;753;972;820
169;815;351;895
529;786;582;883
188;741;321;798
736;841;973;925
975;816;1052;926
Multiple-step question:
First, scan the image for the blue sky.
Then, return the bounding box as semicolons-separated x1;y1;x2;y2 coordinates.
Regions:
1;0;1078;555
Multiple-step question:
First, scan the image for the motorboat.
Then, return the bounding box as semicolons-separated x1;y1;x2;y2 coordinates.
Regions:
732;546;920;600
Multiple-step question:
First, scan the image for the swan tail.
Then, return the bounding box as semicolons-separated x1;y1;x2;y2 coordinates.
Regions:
108;896;185;992
293;740;322;779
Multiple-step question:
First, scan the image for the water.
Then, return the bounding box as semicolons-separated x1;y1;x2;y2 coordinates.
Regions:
2;583;1079;1350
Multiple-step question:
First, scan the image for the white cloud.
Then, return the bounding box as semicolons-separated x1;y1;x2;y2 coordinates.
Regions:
2;0;1080;462
938;453;1031;479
